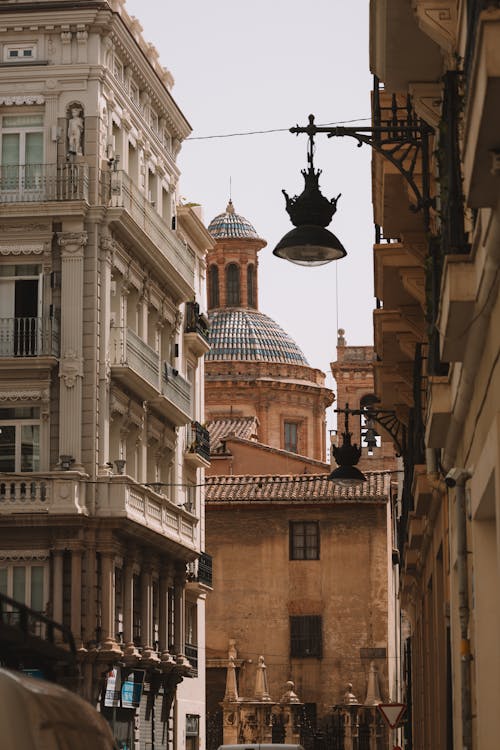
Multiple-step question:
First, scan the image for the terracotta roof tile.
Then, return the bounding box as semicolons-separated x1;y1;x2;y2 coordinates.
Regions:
207;416;259;454
205;471;391;502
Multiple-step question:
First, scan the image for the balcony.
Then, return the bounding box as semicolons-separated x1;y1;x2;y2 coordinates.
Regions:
162;363;192;425
187;551;213;589
185;421;210;467
0;592;76;669
110;328;192;425
184;301;210;356
0;316;59;358
0;163;89;203
463;9;500;207
110;325;160;393
108;170;195;298
97;477;197;553
0;473;88;515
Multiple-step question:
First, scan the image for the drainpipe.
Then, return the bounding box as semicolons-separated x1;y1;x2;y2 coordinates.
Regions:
446;468;472;750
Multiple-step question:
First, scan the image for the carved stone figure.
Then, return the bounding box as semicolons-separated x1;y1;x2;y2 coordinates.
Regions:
68;107;84;155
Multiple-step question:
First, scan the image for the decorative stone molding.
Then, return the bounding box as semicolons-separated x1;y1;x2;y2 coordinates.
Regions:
0;551;49;562
414;0;458;52
57;231;88;255
0;389;48;402
0;95;44;106
0;223;49;234
409;82;443;127
59;352;84;388
0;244;45;256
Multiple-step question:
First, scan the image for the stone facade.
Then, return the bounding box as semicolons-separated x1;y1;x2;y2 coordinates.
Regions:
0;2;212;748
370;2;500;748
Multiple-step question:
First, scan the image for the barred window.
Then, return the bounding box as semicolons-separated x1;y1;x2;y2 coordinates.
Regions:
290;615;322;658
290;521;320;560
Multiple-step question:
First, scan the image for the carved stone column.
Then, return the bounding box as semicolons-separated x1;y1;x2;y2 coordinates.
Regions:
140;562;153;649
159;564;174;659
173;565;186;658
70;548;83;645
52;549;64;626
122;561;134;645
57;231;87;468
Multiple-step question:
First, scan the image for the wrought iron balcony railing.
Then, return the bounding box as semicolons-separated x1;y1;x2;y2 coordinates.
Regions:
0;591;76;660
184;301;210;343
187;421;210;462
187;551;213;588
0;163;89;203
0;316;59;357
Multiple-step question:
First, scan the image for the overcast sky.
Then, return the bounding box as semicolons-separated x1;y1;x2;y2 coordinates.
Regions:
125;0;374;421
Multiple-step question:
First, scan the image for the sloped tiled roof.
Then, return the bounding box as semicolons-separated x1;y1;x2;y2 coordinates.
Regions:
206;308;309;365
208;200;261;240
205;471;391;502
207;416;259;454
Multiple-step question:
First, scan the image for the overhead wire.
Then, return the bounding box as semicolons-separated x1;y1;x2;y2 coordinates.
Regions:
186;117;372;141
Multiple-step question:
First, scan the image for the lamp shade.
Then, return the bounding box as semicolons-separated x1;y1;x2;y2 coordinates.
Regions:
328;464;367;486
273;224;347;266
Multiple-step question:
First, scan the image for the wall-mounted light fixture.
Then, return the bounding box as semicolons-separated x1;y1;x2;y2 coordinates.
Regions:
59;454;75;471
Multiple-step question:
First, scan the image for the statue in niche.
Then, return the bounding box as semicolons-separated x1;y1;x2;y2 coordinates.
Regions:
67;106;84;155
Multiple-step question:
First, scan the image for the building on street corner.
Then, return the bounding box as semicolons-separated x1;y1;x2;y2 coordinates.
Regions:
370;1;500;748
0;1;213;748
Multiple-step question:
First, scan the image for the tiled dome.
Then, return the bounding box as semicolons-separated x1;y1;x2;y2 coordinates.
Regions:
208;200;260;240
207;308;309;365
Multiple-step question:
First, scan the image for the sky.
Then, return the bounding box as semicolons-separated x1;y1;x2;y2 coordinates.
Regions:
125;0;374;421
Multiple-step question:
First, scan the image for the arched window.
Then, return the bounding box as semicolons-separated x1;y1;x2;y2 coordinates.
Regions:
226;263;240;306
208;264;219;308
247;264;255;308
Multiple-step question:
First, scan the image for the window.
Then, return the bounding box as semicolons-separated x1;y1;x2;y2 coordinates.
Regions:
225;263;240;306
290;615;322;658
1;114;43;195
208;264;219;308
0;559;47;612
0;263;41;356
290;521;320;560
284;421;299;453
0;406;40;472
4;45;36;62
247;264;255;307
185;601;198;675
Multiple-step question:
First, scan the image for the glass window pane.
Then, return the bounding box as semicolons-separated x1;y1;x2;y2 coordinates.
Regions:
30;566;44;611
1;132;19;164
21;424;40;472
13;566;26;604
25;132;43;165
0;425;16;472
0;569;7;596
1;134;19;191
2;115;43;128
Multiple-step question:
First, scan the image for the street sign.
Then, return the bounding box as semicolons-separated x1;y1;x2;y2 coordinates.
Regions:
378;703;406;729
104;667;121;708
121;668;145;709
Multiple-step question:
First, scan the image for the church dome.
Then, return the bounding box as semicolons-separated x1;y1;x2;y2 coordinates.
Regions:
207;308;309;365
208;200;261;240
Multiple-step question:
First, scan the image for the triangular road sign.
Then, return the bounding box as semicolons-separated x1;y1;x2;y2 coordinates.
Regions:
378;703;406;729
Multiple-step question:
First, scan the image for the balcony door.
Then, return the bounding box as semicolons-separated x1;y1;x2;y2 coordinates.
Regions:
0;114;44;199
0;267;40;356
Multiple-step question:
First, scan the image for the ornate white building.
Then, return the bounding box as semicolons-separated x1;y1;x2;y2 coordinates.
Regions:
0;1;213;748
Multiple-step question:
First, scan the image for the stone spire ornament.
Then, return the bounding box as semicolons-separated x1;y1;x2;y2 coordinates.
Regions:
254;655;271;701
364;661;382;705
224;655;239;701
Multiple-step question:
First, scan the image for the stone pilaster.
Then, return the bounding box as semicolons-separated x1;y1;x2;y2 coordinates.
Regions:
98;235;114;473
57;231;87;468
70;548;83;644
